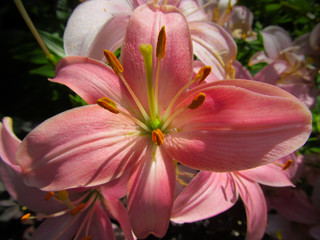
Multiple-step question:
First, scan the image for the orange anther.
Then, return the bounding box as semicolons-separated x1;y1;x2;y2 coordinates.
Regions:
104;50;124;75
196;66;212;83
156;26;166;59
80;236;92;240
45;191;55;201
21;213;31;222
188;92;206;109
80;236;93;240
152;129;164;146
282;159;293;170
97;97;119;114
71;203;86;216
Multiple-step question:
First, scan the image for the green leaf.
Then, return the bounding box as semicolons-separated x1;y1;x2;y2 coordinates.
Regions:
69;94;88;107
29;64;55;77
39;30;65;58
265;3;282;12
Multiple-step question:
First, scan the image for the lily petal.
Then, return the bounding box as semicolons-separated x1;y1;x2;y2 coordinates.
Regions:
0;117;21;170
171;171;238;223
240;159;294;187
103;198;134;240
260;26;292;59
165;80;312;172
86;14;131;61
253;61;288;84
121;3;193;114
88;204;116;240
52;56;134;108
17;105;148;191
189;21;237;79
234;174;267;240
63;0;133;57
127;147;176;238
31;212;81;240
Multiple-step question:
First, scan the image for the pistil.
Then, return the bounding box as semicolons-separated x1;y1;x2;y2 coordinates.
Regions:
139;44;157;123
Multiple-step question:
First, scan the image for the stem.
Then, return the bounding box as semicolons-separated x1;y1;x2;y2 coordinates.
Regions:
13;0;53;63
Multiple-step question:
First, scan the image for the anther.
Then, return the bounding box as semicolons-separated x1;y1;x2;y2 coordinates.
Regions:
152;129;164;145
188;92;206;109
21;213;31;223
80;236;93;240
195;66;212;83
156;26;166;59
282;159;293;170
45;191;55;200
71;203;86;216
104;50;124;75
97;97;119;114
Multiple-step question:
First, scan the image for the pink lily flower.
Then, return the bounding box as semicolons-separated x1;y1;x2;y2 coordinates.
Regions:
0;117;134;240
16;4;312;238
171;155;297;240
249;25;319;107
63;0;237;79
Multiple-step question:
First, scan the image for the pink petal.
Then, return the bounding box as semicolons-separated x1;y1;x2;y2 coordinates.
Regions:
31;213;81;240
172;171;238;223
164;80;312;172
99;174;129;200
0;117;21;170
86;14;131;61
234;174;267;240
268;188;320;224
0;117;74;213
178;0;208;21
103;198;134;240
189;21;237;79
17;105;148;191
309;22;320;53
0;158;72;214
239;157;294;187
233;60;253;80
260;26;292;59
52;56;133;108
248;51;271;66
127;147;176;238
121;4;193;115
63;0;133;57
253;61;288;84
87;204;116;240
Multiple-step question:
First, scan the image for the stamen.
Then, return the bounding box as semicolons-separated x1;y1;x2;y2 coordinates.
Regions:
188;92;206;109
71;203;86;216
45;191;55;200
139;44;157;122
162;92;206;130
97;97;119;114
80;236;92;240
282;159;293;170
104;49;150;121
156;26;166;59
162;67;210;122
155;26;167;116
195;66;212;83
152;129;164;145
21;213;31;223
104;50;124;75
